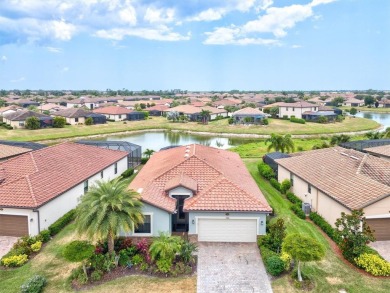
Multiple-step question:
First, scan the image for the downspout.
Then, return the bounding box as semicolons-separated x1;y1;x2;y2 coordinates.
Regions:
33;209;40;233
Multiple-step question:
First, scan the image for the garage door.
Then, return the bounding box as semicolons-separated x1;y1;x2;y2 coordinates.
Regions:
198;218;257;242
0;215;29;237
366;218;390;241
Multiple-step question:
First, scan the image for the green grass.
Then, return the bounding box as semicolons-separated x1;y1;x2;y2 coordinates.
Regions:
0;116;380;142
245;159;390;293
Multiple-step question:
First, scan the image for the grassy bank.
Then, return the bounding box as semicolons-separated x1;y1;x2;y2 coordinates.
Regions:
0;116;379;142
245;159;390;293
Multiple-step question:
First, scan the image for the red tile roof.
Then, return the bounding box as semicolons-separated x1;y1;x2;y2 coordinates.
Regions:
0;142;128;208
93;106;132;115
233;107;265;115
0;145;30;160
129;145;272;213
364;145;390;159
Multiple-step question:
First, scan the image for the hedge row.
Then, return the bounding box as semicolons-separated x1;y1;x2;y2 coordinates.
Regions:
286;192;303;206
270;178;281;191
290;204;306;219
258;162;276;180
290;117;306;124
309;212;339;243
259;245;285;276
48;209;76;236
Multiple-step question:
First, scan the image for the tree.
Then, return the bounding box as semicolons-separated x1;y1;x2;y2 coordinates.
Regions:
364;96;375;106
199;109;211;124
330;97;344;106
85;117;93;125
149;233;183;270
365;131;383;140
143;148;155;159
282;234;325;282
75;178;144;254
384;127;390;138
261;218;286;253
53;116;66;128
335;209;375;262
25;116;40;130
167;111;179;122
330;134;351;146
27;105;38;112
349;107;357;117
265;134;295;153
269;107;279;118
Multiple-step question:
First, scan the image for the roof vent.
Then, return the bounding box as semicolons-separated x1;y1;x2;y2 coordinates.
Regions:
186;145;190;149
185;149;190;153
340;152;349;157
350;155;360;160
184;154;189;158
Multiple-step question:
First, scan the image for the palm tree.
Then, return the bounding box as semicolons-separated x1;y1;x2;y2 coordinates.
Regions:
265;133;295;153
199;109;211;124
75;178;144;254
143;148;155;159
365;131;383;140
384;127;390;138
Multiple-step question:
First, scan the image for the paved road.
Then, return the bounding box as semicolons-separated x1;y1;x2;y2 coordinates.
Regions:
197;242;273;293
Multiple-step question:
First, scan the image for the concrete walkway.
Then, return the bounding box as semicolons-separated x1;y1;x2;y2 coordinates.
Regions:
0;236;18;258
369;241;390;262
197;242;273;293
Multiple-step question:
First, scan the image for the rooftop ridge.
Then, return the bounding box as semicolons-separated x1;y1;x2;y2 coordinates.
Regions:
356;154;369;175
25;175;37;206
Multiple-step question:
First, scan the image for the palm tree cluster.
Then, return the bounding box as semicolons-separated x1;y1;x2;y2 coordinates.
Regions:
265;134;295;153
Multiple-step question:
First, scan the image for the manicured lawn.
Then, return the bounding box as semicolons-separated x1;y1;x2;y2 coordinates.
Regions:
339;106;390;113
0;116;379;142
245;159;390;293
0;223;196;293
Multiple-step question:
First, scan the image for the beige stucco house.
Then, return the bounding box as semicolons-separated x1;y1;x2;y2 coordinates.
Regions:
278;101;319;119
276;147;390;240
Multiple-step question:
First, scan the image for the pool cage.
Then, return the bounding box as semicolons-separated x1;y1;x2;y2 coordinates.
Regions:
0;140;47;150
76;140;142;168
340;139;390;152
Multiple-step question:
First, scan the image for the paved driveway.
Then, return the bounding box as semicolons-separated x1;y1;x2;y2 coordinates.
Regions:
197;242;273;293
0;236;18;258
369;241;390;262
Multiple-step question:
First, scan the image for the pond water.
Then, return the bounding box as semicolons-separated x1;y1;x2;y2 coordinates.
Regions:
354;111;390;129
99;131;257;151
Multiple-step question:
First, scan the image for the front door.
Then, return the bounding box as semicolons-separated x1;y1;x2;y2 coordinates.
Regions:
172;195;189;232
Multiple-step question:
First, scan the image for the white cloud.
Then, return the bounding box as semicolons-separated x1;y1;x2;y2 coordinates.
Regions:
45;47;62;53
1;55;7;61
144;7;175;23
119;6;137;25
10;76;25;82
188;8;226;22
310;0;338;7
291;44;302;48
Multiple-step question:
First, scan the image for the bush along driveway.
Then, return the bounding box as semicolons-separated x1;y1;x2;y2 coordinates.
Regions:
197;242;272;293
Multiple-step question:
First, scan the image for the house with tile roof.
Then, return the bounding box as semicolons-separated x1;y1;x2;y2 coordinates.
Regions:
125;144;272;242
163;105;228;121
364;145;390;161
278;101;321;119
93;106;132;121
275;147;390;240
52;108;106;125
0;142;128;237
3;110;53;129
232;107;267;124
343;97;365;107
0;144;31;162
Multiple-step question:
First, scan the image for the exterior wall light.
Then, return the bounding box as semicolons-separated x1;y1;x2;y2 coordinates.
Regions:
192;219;195;224
260;221;264;225
30;218;33;222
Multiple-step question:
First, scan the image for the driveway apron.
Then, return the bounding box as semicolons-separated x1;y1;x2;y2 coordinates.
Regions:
197;242;273;293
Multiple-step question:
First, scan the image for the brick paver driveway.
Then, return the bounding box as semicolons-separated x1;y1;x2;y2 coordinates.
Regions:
197;242;273;293
369;241;390;262
0;236;18;258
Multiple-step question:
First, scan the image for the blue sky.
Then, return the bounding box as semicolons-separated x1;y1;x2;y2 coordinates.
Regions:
0;0;388;91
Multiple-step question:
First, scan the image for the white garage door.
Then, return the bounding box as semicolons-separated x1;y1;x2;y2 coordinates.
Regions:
198;218;257;242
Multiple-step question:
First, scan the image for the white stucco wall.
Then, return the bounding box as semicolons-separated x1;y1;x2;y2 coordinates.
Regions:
279;106;317;119
188;212;267;235
168;186;193;198
364;196;390;217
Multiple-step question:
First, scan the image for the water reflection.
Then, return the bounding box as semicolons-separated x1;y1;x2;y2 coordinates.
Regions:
354;111;390;129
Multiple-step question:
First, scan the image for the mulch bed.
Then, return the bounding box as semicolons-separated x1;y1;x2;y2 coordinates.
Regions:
306;218;390;279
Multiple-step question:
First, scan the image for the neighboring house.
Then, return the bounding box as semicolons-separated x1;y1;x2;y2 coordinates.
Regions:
0;142;128;237
93;106;132;121
364;145;390;161
301;111;338;122
343;98;365;107
66;97;103;110
163;105;228;121
3;110;52;129
0;144;31;161
278;102;319;119
378;99;390;108
146;105;169;116
0;105;23;116
125;144;272;242
275;147;390;240
126;111;145;121
232;107;267;124
213;99;242;109
52;108;94;125
12;99;40;108
39;103;66;113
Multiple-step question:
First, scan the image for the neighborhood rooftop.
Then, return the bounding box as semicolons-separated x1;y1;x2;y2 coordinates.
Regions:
276;146;390;210
0;142;128;208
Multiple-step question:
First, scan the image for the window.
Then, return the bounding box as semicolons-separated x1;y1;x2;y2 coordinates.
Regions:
286;107;289;111
114;163;118;174
314;107;317;111
119;114;122;119
308;184;312;194
19;121;25;126
290;173;294;186
83;180;88;193
134;214;151;234
292;107;295;111
100;171;104;179
75;117;79;122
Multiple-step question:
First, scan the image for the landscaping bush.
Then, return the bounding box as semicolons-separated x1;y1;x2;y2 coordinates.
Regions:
1;254;28;267
48;209;75;236
290;117;306;124
280;179;291;194
91;270;103;281
180;241;198;263
121;168;134;178
291;204;306;219
282;115;288;120
53;116;66;128
260;218;286;253
31;241;42;252
262;118;269;125
39;230;51;243
257;162;276;180
118;250;131;267
156;258;172;273
286;192;302;206
85;117;93;125
265;255;285;276
131;254;144;265
280;251;292;271
141;157;149;164
309;212;339;243
270;178;281;191
318;116;328;124
228;117;234;124
354;253;390;276
20;275;47;293
25;116;40;130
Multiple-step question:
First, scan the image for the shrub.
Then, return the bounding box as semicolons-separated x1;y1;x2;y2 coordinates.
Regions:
118;250;131;267
265;256;285;276
286;192;302;206
290;117;306;124
48;209;75;236
282;115;288;120
171;262;191;277
280;179;291;194
39;230;51;243
63;241;94;263
270;178;281;191
53;116;66;128
31;241;42;252
156;258;172;273
180;241;198;263
90;270;103;282
257;162;276;180
141;157;149;164
77;273;88;285
85;117;93;125
228;117;234;124
69;266;84;281
280;252;292;271
20;275;47;293
291;204;306;219
1;254;28;267
354;253;390;276
25;116;40;130
131;254;144;265
318;116;328;124
262;118;269;125
309;212;339;243
121;168;134;178
89;253;115;272
260;218;286;253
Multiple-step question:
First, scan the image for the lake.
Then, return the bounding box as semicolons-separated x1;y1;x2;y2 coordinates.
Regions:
354;111;390;129
100;131;257;151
